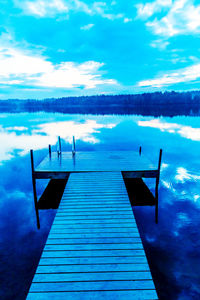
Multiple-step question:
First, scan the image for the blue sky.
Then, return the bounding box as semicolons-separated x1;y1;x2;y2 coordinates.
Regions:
1;0;200;99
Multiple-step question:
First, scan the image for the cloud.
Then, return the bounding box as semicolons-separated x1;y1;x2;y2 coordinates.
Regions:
80;23;94;30
71;0;125;20
150;39;169;50
137;0;200;37
0;44;117;89
15;0;125;20
15;0;68;17
138;119;200;141
123;17;132;23
136;0;172;19
138;63;200;87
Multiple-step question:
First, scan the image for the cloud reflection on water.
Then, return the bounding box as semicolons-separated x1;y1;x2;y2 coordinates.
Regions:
175;167;200;183
0;119;117;163
33;120;116;143
138;119;200;141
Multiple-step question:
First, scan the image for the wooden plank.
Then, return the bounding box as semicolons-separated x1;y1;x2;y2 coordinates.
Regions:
27;171;157;300
30;280;155;292
33;271;152;282
42;249;146;258
39;256;148;265
27;290;158;300
52;219;136;224
56;210;133;215
45;238;142;244
48;232;140;238
50;223;138;234
57;203;130;214
59;204;130;207
54;215;134;221
36;263;150;273
44;243;144;251
59;201;130;205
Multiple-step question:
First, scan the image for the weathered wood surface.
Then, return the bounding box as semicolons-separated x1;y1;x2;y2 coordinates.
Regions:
27;172;158;299
35;151;157;178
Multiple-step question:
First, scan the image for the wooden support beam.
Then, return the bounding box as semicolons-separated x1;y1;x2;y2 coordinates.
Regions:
59;136;61;153
72;136;76;156
30;150;40;229
57;136;61;157
155;149;163;224
123;170;158;179
35;172;70;179
49;144;51;159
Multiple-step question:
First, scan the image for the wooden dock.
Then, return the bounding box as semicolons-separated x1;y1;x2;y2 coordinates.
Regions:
27;171;158;299
27;147;162;299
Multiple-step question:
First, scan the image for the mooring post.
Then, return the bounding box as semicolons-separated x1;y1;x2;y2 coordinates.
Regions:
72;136;76;156
59;136;61;153
57;136;61;157
155;149;163;224
49;144;51;159
139;146;142;156
30;150;40;229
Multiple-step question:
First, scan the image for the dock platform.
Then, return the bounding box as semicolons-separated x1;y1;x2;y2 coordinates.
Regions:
27;171;158;299
34;151;158;179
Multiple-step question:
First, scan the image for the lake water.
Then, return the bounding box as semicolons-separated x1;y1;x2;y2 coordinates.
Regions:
1;112;200;300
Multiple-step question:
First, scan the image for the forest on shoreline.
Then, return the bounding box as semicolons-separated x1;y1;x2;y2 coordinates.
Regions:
1;91;200;116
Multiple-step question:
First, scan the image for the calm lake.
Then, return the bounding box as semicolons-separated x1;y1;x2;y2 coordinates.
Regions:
1;112;200;300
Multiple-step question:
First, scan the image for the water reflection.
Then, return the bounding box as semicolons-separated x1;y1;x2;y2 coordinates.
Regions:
34;120;116;144
0;113;200;299
0;114;118;163
138;118;200;141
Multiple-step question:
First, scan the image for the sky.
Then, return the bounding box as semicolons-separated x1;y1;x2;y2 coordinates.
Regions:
1;0;200;99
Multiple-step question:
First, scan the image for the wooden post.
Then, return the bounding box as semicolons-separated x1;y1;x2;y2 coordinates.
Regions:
57;136;61;157
49;144;51;159
139;146;142;156
59;136;61;153
155;149;162;224
30;150;40;229
72;136;76;156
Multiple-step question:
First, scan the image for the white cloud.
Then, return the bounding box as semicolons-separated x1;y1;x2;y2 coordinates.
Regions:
123;17;132;23
150;39;169;50
15;0;125;20
0;44;117;89
6;126;28;131
80;23;94;30
15;0;68;17
81;1;124;20
138;63;200;87
137;0;200;37
136;0;172;19
138;119;200;141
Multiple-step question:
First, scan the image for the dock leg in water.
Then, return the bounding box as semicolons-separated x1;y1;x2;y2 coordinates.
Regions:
155;149;163;224
30;150;40;229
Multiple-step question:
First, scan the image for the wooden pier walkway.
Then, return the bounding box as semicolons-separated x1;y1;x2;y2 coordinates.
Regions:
27;171;158;299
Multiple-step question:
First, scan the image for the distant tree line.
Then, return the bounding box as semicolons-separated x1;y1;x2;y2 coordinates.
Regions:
1;91;200;116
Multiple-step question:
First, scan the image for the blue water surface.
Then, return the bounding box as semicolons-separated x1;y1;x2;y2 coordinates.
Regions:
1;112;200;300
